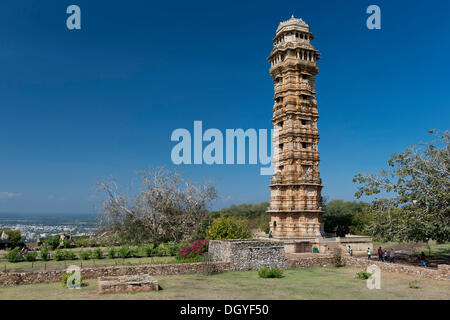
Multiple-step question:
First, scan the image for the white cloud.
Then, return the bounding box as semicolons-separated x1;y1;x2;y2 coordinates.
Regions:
0;192;22;200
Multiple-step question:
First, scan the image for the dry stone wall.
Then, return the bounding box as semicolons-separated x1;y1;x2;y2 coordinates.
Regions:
0;262;230;287
343;257;449;281
209;240;286;270
98;274;159;294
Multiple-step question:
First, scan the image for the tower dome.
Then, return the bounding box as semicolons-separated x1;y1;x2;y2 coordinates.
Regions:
276;15;310;35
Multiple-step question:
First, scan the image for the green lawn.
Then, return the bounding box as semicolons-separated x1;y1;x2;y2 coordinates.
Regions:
0;267;448;300
413;242;450;257
0;256;176;272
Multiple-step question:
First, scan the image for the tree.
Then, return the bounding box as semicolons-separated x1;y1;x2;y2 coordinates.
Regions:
98;166;217;245
353;130;450;243
0;229;23;248
206;216;252;240
322;200;370;236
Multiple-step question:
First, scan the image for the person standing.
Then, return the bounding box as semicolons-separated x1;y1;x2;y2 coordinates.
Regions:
390;249;395;263
367;247;371;260
420;252;427;267
377;247;383;261
384;249;390;262
349;245;353;257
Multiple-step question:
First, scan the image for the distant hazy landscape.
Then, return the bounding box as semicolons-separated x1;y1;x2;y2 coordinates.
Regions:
0;213;98;242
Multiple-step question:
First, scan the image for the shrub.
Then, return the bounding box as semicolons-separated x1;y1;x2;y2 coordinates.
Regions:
118;246;131;259
206;216;252;240
93;248;103;259
333;250;343;267
24;251;37;262
73;236;96;248
409;280;420;289
66;250;77;260
258;268;284;279
54;249;66;261
79;249;92;260
142;245;154;257
40;247;50;261
107;247;116;259
167;243;178;256
63;239;72;249
6;248;21;263
61;271;83;288
178;240;209;259
155;244;167;257
45;235;61;250
130;247;142;258
355;271;372;280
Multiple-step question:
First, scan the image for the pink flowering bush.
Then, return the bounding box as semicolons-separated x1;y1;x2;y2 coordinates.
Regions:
178;240;208;259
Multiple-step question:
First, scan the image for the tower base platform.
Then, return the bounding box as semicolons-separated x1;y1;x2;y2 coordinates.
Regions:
260;235;373;255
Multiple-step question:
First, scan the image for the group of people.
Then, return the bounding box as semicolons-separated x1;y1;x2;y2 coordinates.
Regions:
377;247;396;263
365;247;396;263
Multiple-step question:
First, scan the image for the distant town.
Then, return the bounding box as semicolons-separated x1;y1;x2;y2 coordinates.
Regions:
0;214;98;242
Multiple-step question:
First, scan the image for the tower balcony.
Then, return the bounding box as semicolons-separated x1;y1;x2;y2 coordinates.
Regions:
277;127;319;137
268;202;321;212
277;150;319;162
270;176;322;185
274;82;314;94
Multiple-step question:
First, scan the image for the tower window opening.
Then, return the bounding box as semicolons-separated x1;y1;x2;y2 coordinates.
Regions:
301;120;307;126
302;74;309;80
302;143;307;149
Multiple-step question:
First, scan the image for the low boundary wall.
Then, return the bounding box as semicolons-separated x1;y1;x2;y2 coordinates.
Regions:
0;262;230;287
343;256;449;281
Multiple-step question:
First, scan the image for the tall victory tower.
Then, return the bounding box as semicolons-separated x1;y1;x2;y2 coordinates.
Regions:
268;15;324;239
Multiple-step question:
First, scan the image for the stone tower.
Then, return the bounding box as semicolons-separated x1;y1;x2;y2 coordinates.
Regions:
268;15;324;239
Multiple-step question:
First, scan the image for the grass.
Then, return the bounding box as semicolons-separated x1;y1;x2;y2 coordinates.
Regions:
0;267;448;300
413;243;450;257
0;256;176;272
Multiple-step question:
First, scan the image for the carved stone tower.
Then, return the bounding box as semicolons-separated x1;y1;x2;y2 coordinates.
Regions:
268;15;324;239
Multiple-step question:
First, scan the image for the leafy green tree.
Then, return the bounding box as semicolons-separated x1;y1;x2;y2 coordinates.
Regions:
45;235;61;250
24;251;37;262
323;200;370;236
0;229;23;248
195;202;270;239
206;216;252;240
40;247;50;261
6;247;21;263
353;130;449;243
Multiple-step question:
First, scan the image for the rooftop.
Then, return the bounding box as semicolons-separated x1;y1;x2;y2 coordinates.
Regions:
276;15;310;36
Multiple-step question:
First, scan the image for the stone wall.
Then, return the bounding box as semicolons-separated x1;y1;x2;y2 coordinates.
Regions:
285;253;334;268
0;262;230;287
209;240;286;270
98;275;159;294
343;257;449;281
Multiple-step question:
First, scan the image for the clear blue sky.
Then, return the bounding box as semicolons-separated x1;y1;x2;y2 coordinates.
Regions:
0;0;449;214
